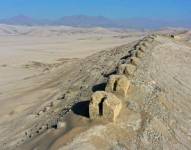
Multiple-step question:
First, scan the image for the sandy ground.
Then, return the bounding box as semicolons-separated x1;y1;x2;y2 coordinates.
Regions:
1;24;191;150
47;34;191;150
0;25;145;149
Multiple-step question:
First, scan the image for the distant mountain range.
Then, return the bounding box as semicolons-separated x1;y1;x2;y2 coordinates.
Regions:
0;15;190;29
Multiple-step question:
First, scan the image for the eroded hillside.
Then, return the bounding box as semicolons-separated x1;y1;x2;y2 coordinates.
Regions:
1;33;191;150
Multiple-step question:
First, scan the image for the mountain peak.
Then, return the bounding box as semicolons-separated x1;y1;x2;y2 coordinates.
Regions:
9;15;35;22
0;15;191;29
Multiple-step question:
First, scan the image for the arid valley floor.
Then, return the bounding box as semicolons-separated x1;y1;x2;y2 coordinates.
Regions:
0;25;191;150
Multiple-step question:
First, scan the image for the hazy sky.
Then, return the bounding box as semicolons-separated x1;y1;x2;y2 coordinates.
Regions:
0;0;191;20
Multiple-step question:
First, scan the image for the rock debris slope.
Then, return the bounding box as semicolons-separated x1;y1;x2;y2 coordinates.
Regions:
57;35;191;150
2;34;191;150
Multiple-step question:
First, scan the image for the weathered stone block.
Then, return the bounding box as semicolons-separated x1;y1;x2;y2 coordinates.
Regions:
131;57;141;66
57;121;66;129
142;42;149;48
105;75;130;97
117;64;126;74
129;50;137;57
117;64;136;76
170;34;175;38
170;34;181;39
139;41;149;49
145;37;154;42
136;44;146;52
134;44;140;50
151;34;157;38
89;91;122;122
136;50;145;58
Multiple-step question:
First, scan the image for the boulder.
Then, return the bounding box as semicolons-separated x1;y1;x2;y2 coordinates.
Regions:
50;100;61;107
57;121;66;129
43;106;50;112
117;64;136;76
37;110;43;116
89;91;122;122
105;75;130;97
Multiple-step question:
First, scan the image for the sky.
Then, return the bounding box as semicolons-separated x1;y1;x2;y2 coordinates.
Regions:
0;0;191;20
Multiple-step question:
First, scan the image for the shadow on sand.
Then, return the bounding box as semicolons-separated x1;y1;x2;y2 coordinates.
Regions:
72;101;90;118
92;82;106;92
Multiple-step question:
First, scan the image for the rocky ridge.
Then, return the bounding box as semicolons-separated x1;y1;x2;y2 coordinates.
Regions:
3;33;191;150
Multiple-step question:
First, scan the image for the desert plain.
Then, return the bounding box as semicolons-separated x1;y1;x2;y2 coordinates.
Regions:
0;25;191;150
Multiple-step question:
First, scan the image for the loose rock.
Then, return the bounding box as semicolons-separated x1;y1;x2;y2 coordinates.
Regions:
57;121;66;129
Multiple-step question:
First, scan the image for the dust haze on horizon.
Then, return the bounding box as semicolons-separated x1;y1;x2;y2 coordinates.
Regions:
0;1;191;150
0;0;191;29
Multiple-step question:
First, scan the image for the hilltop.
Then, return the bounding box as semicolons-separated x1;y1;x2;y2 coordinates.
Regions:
0;26;190;149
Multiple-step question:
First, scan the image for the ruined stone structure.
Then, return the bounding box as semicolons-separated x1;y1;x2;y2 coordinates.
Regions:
131;57;140;66
144;37;154;42
170;34;175;38
140;41;149;48
117;64;136;76
170;34;181;39
89;91;122;122
88;35;155;122
105;75;130;97
136;50;144;58
135;44;146;52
